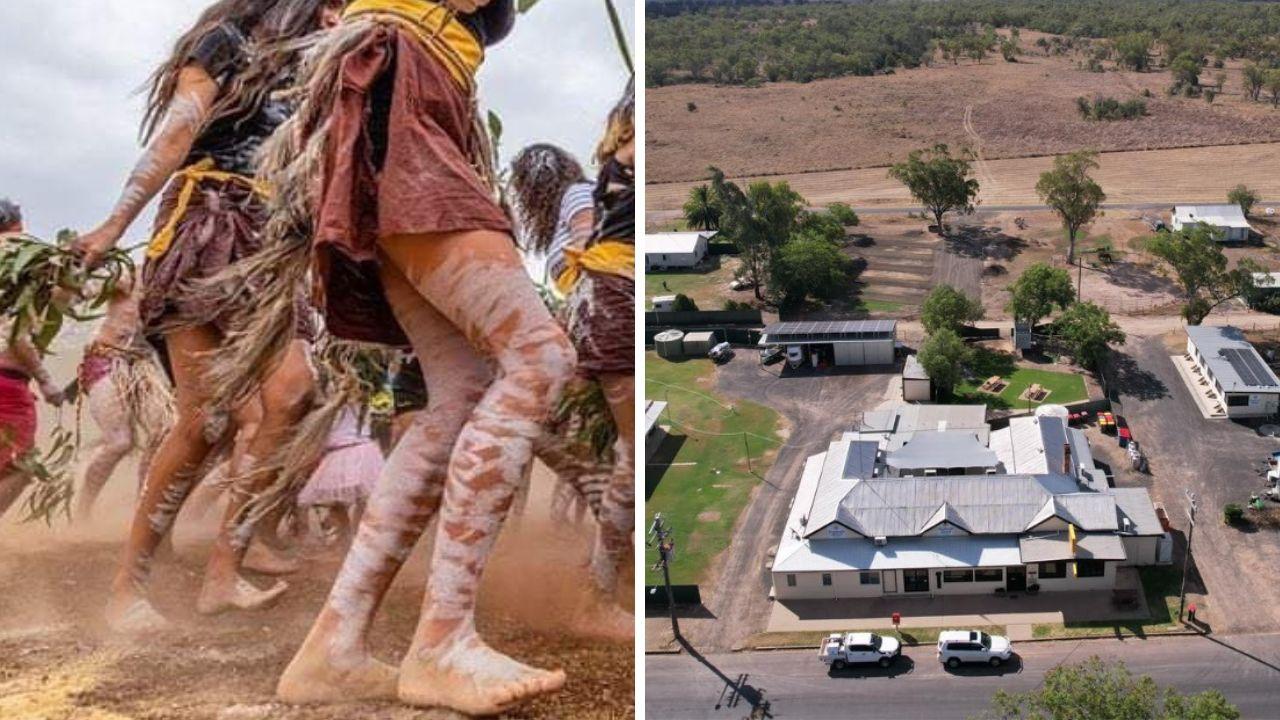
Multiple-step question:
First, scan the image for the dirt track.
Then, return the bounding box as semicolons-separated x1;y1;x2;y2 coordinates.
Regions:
0;453;634;719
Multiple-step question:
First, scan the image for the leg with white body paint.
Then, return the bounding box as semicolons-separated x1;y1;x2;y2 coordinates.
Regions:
105;325;227;632
276;260;490;704
382;231;576;716
581;372;635;639
198;340;314;614
77;378;137;520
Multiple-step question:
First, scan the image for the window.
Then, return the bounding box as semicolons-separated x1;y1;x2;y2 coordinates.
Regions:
943;569;974;583
974;568;1003;582
859;571;880;585
822;573;833;586
1227;394;1250;407
1076;560;1106;578
1038;561;1067;579
786;574;796;587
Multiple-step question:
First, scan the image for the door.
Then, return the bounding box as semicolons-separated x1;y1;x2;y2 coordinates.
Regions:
882;570;898;594
903;569;929;593
1006;566;1027;592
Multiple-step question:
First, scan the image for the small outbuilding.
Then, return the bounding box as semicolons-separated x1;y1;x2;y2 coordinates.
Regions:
682;331;716;357
902;355;931;401
651;295;677;312
759;320;896;367
1171;205;1253;243
645;400;669;462
1186;325;1280;417
645;231;715;270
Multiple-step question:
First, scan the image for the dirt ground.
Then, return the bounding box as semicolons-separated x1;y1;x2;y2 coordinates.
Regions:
0;335;634;720
647;29;1280;184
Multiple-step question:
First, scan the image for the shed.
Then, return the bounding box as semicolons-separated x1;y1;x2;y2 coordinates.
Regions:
682;331;716;356
651;295;677;312
1171;205;1252;242
645;400;669;462
645;232;714;270
759;320;896;367
902;355;931;401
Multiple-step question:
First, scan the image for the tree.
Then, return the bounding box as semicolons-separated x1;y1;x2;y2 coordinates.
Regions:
1169;52;1201;94
771;236;851;306
1227;185;1259;216
827;203;861;227
1147;225;1260;325
889;144;980;235
918;329;971;397
1036;151;1106;264
1267;69;1280;108
1242;63;1267;102
1053;302;1125;370
978;657;1240;720
921;284;984;336
1007;263;1075;328
683;184;721;231
672;293;698;312
1112;32;1153;71
709;167;805;301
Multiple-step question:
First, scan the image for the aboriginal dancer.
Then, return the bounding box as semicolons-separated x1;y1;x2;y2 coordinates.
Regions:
557;83;636;634
74;0;345;630
204;0;577;713
0;200;67;517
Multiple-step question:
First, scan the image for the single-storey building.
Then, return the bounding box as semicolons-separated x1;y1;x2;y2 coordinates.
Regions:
772;405;1167;599
645;231;714;270
1171;205;1252;243
1185;325;1280;418
645;400;668;462
651;295;677;312
902;355;931;401
759;320;896;367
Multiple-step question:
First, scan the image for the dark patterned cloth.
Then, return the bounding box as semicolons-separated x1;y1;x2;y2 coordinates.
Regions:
140;178;317;343
181;23;294;177
567;272;634;376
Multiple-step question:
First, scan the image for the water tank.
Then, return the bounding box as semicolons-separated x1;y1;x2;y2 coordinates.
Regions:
1035;404;1070;420
654;329;686;359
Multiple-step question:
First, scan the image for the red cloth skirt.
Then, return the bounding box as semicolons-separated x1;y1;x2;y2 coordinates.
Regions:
0;373;36;468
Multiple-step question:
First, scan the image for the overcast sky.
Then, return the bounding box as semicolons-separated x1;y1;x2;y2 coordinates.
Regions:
0;0;635;241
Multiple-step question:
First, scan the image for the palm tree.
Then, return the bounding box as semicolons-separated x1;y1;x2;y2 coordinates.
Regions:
683;184;721;231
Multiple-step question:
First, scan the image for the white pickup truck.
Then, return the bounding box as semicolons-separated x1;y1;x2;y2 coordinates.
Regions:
818;632;901;670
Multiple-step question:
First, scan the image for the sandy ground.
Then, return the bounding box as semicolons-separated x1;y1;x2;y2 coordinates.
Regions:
0;335;634;719
647;31;1280;184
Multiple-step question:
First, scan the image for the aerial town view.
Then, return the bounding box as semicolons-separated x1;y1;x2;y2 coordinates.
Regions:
643;0;1280;717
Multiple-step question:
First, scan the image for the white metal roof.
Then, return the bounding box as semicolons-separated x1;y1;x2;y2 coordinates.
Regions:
645;232;713;255
1187;325;1280;393
1173;204;1251;229
903;354;929;381
1113;488;1164;535
885;431;998;471
774;535;1022;573
1019;532;1127;563
645;401;667;435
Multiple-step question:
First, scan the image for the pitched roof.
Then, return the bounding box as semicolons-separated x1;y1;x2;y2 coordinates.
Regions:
1019;532;1127;563
1173;204;1251;229
885;431;998;471
774;534;1022;572
1025;494;1120;532
1113;487;1164;535
645;232;713;255
1187;325;1280;393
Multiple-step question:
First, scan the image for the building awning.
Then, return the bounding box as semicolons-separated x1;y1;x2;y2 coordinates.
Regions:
773;535;1022;573
1019;532;1127;563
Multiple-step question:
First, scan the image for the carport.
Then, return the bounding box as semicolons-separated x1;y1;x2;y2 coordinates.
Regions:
759;320;897;367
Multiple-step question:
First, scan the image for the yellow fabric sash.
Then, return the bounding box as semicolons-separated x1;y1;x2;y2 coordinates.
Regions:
555;241;635;295
146;158;269;260
343;0;484;90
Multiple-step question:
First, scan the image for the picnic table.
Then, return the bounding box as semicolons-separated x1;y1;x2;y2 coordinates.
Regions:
1098;412;1117;434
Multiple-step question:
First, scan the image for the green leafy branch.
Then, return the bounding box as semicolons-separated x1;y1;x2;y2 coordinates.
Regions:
8;426;77;526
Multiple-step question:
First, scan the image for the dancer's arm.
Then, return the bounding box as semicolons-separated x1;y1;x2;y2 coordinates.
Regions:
9;338;62;405
75;67;219;267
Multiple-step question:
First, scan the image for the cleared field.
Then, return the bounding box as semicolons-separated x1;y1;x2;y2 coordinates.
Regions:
648;35;1280;184
647;142;1280;218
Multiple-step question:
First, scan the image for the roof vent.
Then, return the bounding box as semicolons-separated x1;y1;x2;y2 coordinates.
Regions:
874;536;888;546
799;514;808;527
1122;517;1133;534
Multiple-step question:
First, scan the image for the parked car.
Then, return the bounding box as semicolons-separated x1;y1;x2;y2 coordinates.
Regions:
936;630;1012;668
819;632;901;670
786;345;804;369
729;278;755;291
760;346;784;365
708;342;733;364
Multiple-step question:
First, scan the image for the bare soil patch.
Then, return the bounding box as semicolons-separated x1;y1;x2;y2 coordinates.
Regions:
648;37;1280;184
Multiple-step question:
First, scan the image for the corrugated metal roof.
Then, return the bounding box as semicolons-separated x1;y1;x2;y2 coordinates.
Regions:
859;404;990;451
1187;326;1280;393
645;401;667;434
774;535;1022;572
1173;204;1251;229
1113;488;1164;535
763;320;897;335
885;431;998;470
645;232;714;254
1019;532;1127;563
903;354;929;380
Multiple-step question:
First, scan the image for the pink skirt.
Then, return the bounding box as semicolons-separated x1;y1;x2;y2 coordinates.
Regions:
297;440;384;507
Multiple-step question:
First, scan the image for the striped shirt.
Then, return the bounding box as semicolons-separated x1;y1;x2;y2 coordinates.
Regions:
546;181;596;286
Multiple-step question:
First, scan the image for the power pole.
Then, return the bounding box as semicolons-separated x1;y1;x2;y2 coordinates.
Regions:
649;513;681;640
1178;490;1198;621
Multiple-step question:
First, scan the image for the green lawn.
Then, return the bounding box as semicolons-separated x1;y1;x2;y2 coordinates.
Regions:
853;298;904;315
1032;565;1190;639
645;271;721;308
644;352;783;586
953;348;1088;410
745;625;1004;649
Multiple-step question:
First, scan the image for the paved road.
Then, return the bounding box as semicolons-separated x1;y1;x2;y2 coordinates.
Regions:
646;634;1280;719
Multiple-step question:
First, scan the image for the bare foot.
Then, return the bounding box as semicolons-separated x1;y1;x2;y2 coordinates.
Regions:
105;594;171;634
398;628;566;715
196;575;288;615
243;541;301;576
277;615;398;703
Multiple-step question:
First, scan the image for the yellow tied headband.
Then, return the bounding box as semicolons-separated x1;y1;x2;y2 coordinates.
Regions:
343;0;484;90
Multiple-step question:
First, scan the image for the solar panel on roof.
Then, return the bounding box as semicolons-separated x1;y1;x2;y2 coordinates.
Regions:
1222;348;1278;388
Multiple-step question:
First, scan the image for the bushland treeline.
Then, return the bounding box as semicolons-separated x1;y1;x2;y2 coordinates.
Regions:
646;0;1280;87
